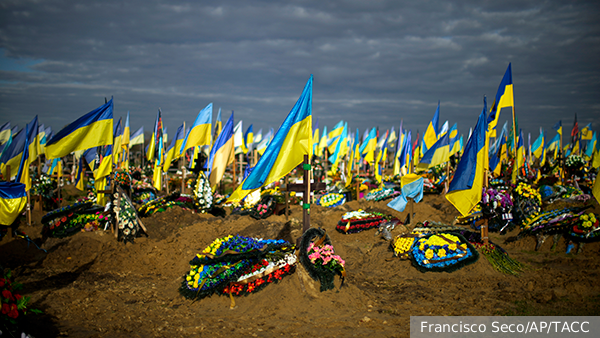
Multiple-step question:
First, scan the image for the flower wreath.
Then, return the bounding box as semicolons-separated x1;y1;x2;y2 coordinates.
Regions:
179;235;295;301
315;193;345;208
112;193;144;244
0;269;42;334
336;209;392;234
519;206;583;236
410;233;479;273
567;212;600;243
41;200;93;225
249;195;276;220
365;187;400;202
513;183;542;227
193;172;213;211
132;188;158;205
41;201;102;238
298;228;346;292
137;191;181;217
391;232;422;258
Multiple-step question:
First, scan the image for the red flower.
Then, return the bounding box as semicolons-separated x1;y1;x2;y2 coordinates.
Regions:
0;278;4;287
15;294;22;301
2;289;14;301
8;304;18;319
1;303;9;314
61;216;67;222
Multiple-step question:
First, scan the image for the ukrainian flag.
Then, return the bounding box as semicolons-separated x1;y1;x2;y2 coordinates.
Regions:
312;118;320;156
147;110;161;162
84;147;98;171
122;112;130;147
0;182;27;225
228;75;313;203
327;120;344;153
0;128;24;179
328;122;348;173
489;134;506;176
446;104;487;216
581;123;593;141
233;120;244;155
346;128;360;186
256;129;272;156
46;99;113;159
208;112;235;188
95;145;113;180
244;124;254;154
531;128;544;161
163;123;185;172
129;126;144;148
511;130;525;183
360;128;377;163
422;101;440;155
398;130;412;172
214;108;222;140
419;129;451;168
393;122;404;176
585;132;597;158
16;116;39;191
553;120;562;137
181;103;212;155
0;122;10;145
488;63;514;138
374;133;388;183
74;156;85;191
113;117;123;165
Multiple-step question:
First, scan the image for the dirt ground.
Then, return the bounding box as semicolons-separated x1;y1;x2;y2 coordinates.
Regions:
1;191;600;338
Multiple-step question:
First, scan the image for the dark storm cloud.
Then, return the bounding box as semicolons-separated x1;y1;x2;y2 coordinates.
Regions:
0;0;599;141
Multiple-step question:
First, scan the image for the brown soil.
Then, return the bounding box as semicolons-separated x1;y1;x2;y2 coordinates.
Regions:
2;192;600;338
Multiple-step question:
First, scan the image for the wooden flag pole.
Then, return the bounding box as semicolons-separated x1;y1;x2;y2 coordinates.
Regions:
232;153;237;189
302;154;310;234
284;175;289;222
355;157;360;200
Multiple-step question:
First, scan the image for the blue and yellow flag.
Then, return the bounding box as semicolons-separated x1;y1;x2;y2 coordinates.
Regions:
490;132;506;176
448;123;461;157
244;124;254;154
328;122;348;173
208;113;235;188
327;120;344;153
0;182;27;225
16;116;39;191
113;117;123;165
214;107;222;140
360;127;377;163
422;101;440;155
0;128;24;179
316;126;327;158
581;123;593;141
374;133;388;183
228;75;313;203
256;129;272;156
122;112;130;147
147;110;160;162
512;130;525;183
585;131;597;159
129;126;144;148
346;128;360;186
181;103;213;155
446;104;487;216
74;155;85;191
488;63;514;138
393;122;404;176
163;123;185;172
83;147;98;171
531;128;544;161
398;130;412;171
46;99;113;159
553;120;562;137
0;122;10;145
419;128;451;168
95;145;113;180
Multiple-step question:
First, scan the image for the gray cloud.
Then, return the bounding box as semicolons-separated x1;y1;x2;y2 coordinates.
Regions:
1;0;599;143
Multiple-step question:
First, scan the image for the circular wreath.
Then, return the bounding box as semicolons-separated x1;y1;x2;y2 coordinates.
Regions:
298;228;346;292
410;233;479;273
249;195;276;220
365;187;400;202
315;193;345;208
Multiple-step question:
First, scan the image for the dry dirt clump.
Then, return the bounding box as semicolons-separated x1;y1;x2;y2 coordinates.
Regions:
1;194;599;338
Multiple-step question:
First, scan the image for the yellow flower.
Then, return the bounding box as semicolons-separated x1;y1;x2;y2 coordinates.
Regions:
581;214;589;221
438;248;447;257
425;249;434;260
448;243;457;251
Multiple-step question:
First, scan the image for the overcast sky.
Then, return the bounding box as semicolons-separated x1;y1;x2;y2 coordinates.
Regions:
1;0;599;144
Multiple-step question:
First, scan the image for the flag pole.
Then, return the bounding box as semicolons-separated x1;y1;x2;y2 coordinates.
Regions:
302;154;310;234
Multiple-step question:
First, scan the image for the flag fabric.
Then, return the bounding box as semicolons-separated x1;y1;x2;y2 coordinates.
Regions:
585;132;597;158
256;129;273;156
233;120;244;155
531;128;544;160
316;126;327;157
422;101;440;154
95;145;113;180
448;123;461;157
228;75;313;203
488;63;514;138
0;182;28;225
446;104;487;216
571;113;579;142
113;117;123;165
419;128;451;168
581;123;593;140
244;124;254;154
45;99;113;159
163;123;185;172
490;132;506;176
254;129;263;145
181;103;213;155
593;171;600;205
374;133;388;183
398;130;412;171
312;118;320;156
346;128;360;186
327;120;345;153
553;120;562;137
74;155;85;191
122;112;130;147
208;112;235;188
84;147;98;171
387;173;424;212
393;122;404;176
147;110;160;162
360;128;377;163
438;121;449;137
16;116;39;191
512;130;525;183
214;107;222;139
0;122;10;145
153;112;165;190
129;126;144;147
328;123;348;173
